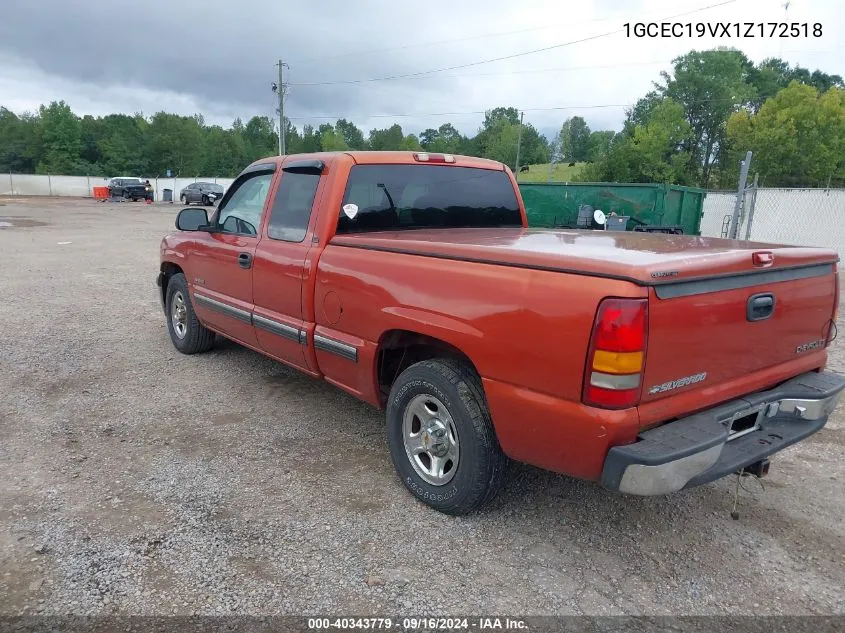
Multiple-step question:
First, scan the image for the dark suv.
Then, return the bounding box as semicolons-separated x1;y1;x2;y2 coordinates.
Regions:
179;182;225;206
108;177;150;201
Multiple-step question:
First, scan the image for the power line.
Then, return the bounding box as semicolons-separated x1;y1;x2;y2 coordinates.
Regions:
290;25;567;65
285;0;737;88
285;96;755;122
290;60;675;87
288;0;726;65
289;45;845;88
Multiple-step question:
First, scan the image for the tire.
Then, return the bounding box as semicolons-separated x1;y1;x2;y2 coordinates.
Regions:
181;194;188;205
201;195;209;206
164;273;215;354
386;359;507;515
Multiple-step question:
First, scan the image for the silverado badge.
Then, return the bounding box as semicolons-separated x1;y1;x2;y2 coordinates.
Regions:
648;372;708;395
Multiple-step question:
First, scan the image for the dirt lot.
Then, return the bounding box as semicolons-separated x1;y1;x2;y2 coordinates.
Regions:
1;197;844;617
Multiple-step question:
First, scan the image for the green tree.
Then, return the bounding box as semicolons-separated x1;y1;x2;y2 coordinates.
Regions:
746;57;844;112
318;123;349;151
726;82;845;187
283;120;303;155
420;123;466;154
36;101;82;174
335;119;366;149
580;100;692;184
97;114;149;175
558;116;590;161
0;107;39;173
657;48;756;185
400;134;422;151
586;130;615;163
145;112;203;176
368;124;405;150
483;107;520;128
243;116;277;162
300;124;321;153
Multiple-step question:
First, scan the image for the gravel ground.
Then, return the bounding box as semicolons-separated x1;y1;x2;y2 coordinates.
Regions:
1;197;844;617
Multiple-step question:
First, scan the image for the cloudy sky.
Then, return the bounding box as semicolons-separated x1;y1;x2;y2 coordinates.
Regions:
1;0;842;139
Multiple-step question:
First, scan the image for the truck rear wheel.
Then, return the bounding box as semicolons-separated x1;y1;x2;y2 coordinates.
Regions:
386;359;507;515
165;273;215;354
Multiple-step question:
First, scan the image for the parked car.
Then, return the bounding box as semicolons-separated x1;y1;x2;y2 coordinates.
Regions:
108;177;149;201
157;151;843;515
179;182;224;206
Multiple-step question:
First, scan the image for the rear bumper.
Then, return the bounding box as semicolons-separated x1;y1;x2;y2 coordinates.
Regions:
601;371;845;495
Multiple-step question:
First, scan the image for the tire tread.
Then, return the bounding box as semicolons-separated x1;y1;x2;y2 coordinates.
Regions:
387;358;507;515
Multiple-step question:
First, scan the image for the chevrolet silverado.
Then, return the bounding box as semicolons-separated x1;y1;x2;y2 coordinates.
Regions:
157;151;843;515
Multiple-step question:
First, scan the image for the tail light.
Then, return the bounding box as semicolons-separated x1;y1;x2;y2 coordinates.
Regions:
828;270;839;346
413;152;456;164
582;298;648;410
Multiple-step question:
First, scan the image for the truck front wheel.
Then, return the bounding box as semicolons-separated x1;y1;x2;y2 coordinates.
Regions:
386;359;507;515
165;273;215;354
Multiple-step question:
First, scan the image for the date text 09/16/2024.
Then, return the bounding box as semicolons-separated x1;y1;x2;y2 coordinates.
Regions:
307;617;528;630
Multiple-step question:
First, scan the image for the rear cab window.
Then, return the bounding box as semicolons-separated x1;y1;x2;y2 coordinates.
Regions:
336;164;521;234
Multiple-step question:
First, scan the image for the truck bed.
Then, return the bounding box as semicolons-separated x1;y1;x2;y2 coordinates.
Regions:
330;227;838;285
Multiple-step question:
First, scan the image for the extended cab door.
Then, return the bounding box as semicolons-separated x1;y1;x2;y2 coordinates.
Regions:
251;159;326;372
190;164;275;348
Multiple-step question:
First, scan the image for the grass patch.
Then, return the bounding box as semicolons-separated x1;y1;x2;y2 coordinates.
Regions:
516;162;587;183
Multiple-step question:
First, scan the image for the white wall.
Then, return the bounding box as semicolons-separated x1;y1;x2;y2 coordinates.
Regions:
4;176;843;259
0;173;235;202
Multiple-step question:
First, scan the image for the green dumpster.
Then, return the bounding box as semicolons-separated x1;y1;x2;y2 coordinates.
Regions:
519;182;708;236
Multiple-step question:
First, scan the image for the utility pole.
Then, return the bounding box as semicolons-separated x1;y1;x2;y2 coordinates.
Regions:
514;111;524;177
273;59;289;156
730;150;752;239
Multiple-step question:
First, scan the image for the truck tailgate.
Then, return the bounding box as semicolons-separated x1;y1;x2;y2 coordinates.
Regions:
642;261;838;404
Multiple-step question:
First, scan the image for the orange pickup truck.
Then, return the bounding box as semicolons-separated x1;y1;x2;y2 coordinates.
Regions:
157;151;844;515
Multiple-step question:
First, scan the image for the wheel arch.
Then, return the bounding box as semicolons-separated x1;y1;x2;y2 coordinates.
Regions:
375;329;483;405
158;261;184;310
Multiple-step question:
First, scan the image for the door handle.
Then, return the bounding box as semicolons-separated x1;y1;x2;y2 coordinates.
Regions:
747;293;775;321
238;252;253;269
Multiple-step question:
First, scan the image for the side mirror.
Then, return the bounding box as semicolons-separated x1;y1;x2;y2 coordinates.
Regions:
176;208;209;231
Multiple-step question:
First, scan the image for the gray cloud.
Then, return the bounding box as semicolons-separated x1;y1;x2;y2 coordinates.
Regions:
2;0;843;137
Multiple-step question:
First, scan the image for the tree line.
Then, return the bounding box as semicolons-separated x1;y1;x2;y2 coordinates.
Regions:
574;50;844;188
0;48;842;188
0;104;549;181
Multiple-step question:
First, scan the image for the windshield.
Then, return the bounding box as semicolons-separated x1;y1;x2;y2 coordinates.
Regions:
337;164;521;234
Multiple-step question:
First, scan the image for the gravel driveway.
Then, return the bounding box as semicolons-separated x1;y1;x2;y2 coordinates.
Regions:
1;197;844;617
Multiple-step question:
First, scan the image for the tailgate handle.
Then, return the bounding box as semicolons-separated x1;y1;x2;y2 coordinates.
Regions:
748;293;775;321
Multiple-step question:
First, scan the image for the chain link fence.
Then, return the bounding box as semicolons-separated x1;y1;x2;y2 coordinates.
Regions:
701;188;845;255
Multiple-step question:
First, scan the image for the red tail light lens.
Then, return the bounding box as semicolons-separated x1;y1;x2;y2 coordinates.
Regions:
591;298;647;352
585;385;641;408
583;298;648;410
